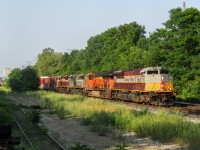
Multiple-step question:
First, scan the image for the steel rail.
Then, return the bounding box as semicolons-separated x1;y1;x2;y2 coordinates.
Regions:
46;132;66;150
22;108;66;149
11;112;33;147
12;109;66;150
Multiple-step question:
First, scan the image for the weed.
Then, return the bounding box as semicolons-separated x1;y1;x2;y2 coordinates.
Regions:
97;125;111;136
81;117;92;126
69;142;95;150
55;104;71;119
115;142;128;150
51;131;61;140
90;124;111;136
133;108;150;117
39;125;49;134
92;111;115;126
26;109;41;123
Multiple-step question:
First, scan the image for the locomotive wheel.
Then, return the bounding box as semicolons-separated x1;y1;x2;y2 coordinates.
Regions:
150;98;159;106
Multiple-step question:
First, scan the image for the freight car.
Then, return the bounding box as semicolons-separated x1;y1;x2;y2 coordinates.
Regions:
40;66;175;106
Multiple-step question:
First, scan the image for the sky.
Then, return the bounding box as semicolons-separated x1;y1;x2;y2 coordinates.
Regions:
0;0;199;77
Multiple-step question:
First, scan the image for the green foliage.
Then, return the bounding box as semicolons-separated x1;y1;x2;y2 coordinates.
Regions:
115;142;128;150
114;109;134;131
0;88;15;125
35;48;65;76
8;66;40;91
39;125;49;134
26;109;41;123
90;124;111;136
91;111;115;126
84;22;146;72
55;104;70;119
35;22;146;75
81;117;92;126
7;68;22;91
132;110;200;149
133;108;150;117
69;142;95;150
181;76;200;102
0;107;14;125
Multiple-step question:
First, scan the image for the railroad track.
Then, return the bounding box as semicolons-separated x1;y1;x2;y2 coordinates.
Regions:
100;98;200;115
12;109;66;150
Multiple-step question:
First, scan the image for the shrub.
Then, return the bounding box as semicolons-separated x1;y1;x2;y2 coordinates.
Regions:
55;104;71;119
7;66;39;91
26;109;41;123
91;111;115;126
115;142;128;150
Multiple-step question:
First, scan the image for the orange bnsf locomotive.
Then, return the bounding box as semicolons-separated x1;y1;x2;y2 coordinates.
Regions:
40;66;175;106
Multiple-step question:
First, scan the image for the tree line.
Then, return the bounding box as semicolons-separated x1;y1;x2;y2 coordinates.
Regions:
8;7;200;102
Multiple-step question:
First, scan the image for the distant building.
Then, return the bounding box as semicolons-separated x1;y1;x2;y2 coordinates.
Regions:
3;68;12;77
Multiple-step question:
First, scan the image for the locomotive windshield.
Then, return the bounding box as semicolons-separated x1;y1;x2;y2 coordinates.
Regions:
147;70;158;74
140;67;170;76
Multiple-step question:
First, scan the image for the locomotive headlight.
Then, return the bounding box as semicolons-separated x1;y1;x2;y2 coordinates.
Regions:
161;75;164;82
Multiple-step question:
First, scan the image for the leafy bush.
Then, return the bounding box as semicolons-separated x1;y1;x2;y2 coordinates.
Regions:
8;66;39;91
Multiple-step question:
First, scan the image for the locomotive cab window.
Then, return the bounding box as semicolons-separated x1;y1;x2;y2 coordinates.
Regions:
147;70;158;74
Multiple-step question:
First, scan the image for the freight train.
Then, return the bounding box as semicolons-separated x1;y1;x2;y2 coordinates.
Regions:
39;66;175;106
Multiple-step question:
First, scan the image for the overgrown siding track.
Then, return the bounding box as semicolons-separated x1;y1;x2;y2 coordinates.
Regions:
12;109;65;150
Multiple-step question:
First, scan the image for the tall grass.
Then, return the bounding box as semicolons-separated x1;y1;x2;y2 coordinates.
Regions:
132;110;200;149
0;86;15;125
16;91;200;149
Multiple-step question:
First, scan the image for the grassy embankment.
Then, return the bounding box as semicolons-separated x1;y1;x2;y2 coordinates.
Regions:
12;90;200;149
0;86;40;150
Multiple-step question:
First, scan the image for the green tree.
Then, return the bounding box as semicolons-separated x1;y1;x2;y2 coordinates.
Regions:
35;48;64;76
84;22;146;72
8;66;39;91
7;68;22;91
21;66;40;91
35;22;147;76
147;7;200;100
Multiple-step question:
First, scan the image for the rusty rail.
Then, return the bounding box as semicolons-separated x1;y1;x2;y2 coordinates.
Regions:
12;108;66;150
